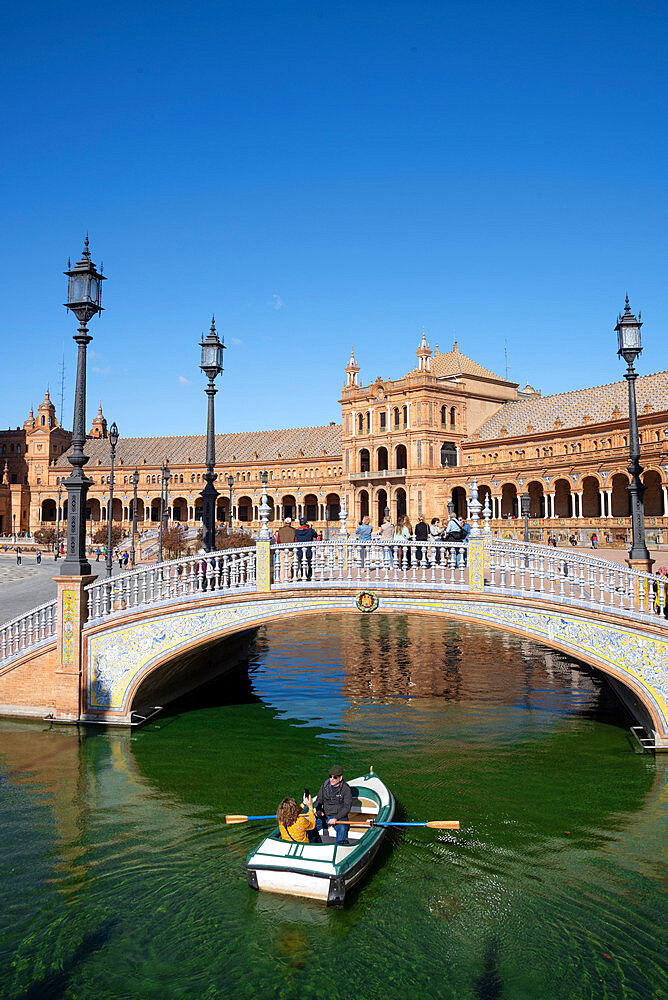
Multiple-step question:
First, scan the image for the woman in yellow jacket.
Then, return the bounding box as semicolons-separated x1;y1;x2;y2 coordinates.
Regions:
277;793;316;842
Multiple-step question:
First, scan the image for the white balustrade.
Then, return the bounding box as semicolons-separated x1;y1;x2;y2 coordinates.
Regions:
0;600;57;665
85;546;258;625
2;538;667;668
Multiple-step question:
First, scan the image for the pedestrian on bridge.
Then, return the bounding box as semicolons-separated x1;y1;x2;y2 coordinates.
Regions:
294;517;317;580
354;516;373;567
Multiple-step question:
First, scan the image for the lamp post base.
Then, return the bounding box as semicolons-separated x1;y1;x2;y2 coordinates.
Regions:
626;556;655;574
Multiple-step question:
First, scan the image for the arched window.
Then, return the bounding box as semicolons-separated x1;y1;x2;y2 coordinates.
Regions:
357;413;364;434
402;405;408;425
450;406;456;428
440;405;447;426
393;407;400;428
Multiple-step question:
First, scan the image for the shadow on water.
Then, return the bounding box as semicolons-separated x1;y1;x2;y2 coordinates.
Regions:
473;937;503;1000
16;920;118;1000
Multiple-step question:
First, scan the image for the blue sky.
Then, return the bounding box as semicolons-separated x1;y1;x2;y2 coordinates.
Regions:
2;1;667;437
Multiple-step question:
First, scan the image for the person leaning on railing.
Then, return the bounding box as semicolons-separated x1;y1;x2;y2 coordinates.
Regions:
375;516;394;564
354;516;373;567
393;516;410;568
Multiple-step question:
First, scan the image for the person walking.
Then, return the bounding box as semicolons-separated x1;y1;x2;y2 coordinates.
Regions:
96;547;101;562
16;546;21;566
36;549;41;565
591;533;599;550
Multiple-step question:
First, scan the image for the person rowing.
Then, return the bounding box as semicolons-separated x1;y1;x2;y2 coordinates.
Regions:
314;765;352;845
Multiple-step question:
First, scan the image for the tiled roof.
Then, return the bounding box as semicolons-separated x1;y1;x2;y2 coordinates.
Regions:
467;371;668;442
54;424;343;469
431;341;505;382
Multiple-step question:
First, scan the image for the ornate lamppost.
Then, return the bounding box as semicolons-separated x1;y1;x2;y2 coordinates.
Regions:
615;296;653;570
106;422;119;578
131;469;139;566
158;460;171;563
55;480;63;558
227;474;234;531
61;235;105;576
200;317;224;552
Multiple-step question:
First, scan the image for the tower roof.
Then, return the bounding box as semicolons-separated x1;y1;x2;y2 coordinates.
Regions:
430;341;508;382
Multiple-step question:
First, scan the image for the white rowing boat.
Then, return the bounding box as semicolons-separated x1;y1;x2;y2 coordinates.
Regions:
246;769;395;906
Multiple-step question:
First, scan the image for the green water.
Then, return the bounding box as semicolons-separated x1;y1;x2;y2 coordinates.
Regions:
0;614;666;999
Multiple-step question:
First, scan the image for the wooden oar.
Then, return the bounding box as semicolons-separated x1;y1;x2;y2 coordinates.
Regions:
225;813;277;824
225;812;312;824
335;819;460;830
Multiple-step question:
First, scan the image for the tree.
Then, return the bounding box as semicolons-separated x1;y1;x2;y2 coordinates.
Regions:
34;526;56;550
162;525;187;558
195;527;254;550
93;524;124;549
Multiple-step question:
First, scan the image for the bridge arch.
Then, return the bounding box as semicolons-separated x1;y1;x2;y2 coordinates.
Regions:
84;594;668;739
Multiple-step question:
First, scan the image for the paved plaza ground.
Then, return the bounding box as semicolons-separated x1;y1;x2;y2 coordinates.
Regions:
1;544;666;626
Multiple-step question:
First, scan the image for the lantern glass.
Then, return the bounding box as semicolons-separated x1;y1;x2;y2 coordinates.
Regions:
521;493;531;515
201;340;219;370
618;323;641;355
109;422;119;448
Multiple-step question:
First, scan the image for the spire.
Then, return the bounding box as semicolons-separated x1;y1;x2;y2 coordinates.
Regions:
416;327;432;371
211;313;216;334
345;346;360;387
45;383;50;401
82;232;91;261
453;338;459;352
624;293;631;314
29;403;33;419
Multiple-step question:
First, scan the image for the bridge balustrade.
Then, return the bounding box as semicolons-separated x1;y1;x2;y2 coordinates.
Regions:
0;599;57;666
0;541;666;667
85;547;257;625
270;539;469;588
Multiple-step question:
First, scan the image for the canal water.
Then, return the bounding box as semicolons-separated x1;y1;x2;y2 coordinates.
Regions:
0;614;666;999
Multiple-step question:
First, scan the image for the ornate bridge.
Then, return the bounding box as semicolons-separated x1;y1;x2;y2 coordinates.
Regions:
1;529;667;747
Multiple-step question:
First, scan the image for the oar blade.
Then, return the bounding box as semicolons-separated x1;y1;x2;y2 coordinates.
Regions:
225;815;249;824
425;820;460;830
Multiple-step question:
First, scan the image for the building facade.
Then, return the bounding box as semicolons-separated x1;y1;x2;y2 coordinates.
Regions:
3;315;668;549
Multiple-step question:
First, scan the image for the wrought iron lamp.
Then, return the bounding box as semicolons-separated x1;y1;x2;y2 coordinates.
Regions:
106;422;119;578
615;296;652;568
200;317;224;552
61;235;105;575
56;480;63;558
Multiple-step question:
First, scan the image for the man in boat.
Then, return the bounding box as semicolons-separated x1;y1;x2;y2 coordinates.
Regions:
277;793;316;842
314;765;353;844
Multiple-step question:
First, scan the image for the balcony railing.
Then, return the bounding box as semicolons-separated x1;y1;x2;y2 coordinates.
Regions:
350;468;407;480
